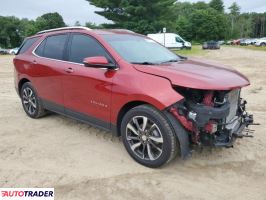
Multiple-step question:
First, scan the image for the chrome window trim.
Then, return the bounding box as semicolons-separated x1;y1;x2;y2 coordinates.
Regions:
31;34;119;70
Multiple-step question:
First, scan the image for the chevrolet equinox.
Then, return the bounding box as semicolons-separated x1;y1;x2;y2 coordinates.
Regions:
14;27;255;168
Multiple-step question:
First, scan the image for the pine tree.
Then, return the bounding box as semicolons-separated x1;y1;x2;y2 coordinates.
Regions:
228;2;241;38
228;2;240;16
86;0;176;34
209;0;224;13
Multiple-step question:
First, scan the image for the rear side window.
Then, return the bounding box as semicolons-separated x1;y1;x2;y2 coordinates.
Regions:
35;34;68;60
18;37;40;54
68;34;112;64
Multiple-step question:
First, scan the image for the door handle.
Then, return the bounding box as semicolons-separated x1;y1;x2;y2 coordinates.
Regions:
64;67;74;73
32;60;37;64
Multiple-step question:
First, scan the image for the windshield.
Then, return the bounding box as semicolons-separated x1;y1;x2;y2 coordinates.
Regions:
103;34;180;64
176;36;184;43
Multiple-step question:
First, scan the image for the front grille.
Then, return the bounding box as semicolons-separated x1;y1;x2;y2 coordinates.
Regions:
226;90;240;123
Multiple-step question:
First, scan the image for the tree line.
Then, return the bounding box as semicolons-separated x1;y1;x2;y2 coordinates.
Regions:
0;0;266;48
0;12;65;48
87;0;266;41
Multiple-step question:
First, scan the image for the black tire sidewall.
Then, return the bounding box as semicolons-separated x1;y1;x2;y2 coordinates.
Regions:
20;82;43;118
121;105;177;168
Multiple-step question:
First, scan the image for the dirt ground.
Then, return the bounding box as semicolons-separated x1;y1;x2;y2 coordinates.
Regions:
0;47;266;200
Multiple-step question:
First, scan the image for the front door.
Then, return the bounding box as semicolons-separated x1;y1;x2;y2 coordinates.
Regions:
62;33;116;129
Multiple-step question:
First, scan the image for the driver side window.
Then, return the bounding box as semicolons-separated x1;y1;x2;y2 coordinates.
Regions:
68;34;113;64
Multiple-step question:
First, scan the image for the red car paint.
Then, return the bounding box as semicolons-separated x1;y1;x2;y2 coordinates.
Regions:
13;29;250;130
134;59;249;90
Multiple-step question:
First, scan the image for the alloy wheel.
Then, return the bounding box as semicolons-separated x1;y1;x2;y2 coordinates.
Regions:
126;116;163;161
22;87;37;115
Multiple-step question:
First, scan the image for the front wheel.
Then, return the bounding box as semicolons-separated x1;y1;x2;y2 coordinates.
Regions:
121;105;179;168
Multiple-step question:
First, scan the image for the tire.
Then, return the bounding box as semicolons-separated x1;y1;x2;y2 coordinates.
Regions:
261;43;266;47
20;82;46;118
121;104;179;168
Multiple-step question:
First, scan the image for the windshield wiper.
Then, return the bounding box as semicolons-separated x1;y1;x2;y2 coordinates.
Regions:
161;56;187;64
131;61;157;65
160;59;180;64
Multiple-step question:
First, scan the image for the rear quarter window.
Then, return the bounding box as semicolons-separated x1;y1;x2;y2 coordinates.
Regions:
17;37;40;54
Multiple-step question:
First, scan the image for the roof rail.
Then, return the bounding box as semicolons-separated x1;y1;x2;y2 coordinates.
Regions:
109;29;135;33
37;26;92;35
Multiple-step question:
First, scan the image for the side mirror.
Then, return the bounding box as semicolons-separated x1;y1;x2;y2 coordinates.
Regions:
83;56;116;69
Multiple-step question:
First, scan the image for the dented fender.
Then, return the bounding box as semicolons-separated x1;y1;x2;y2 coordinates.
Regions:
110;67;183;124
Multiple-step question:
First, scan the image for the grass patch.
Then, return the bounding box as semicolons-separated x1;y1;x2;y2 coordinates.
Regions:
230;45;266;52
0;54;14;58
173;45;205;57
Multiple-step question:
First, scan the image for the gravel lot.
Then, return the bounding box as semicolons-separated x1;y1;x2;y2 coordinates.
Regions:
0;47;266;200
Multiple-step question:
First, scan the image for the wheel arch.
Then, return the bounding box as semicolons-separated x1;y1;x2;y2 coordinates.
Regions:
115;100;149;136
114;99;191;159
18;78;30;96
112;90;184;136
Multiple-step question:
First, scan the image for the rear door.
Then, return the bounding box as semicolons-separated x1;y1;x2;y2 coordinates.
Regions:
33;33;69;110
62;33;116;129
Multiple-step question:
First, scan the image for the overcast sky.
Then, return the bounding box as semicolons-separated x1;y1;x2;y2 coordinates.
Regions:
0;0;265;25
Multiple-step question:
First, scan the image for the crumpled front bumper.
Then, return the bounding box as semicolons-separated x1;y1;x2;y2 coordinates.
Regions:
169;98;256;148
213;113;254;147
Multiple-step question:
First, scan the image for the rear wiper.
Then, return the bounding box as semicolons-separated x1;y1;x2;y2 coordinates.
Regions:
131;61;157;65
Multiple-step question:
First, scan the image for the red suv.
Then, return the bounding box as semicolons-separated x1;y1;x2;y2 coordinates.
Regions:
14;27;254;168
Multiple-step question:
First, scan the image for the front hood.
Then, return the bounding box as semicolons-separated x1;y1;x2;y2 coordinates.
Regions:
133;58;250;90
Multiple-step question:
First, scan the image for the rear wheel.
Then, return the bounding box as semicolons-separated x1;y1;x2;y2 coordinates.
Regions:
20;82;46;118
261;42;266;46
121;105;179;168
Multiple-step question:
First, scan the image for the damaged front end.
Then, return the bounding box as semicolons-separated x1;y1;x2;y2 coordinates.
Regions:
169;87;256;148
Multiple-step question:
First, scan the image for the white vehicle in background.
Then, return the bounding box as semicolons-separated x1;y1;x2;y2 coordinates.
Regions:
147;33;191;49
255;37;266;46
9;47;19;55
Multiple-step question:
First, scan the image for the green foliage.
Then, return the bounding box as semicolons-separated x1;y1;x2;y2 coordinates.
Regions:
35;12;65;32
0;16;22;48
0;1;266;48
85;0;265;41
191;8;227;41
193;1;210;10
86;0;176;34
0;12;66;48
173;2;227;41
20;18;38;37
229;2;240;16
176;16;193;40
85;22;103;29
209;0;224;13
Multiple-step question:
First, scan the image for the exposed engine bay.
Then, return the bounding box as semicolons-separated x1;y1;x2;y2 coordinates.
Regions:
169;87;256;147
